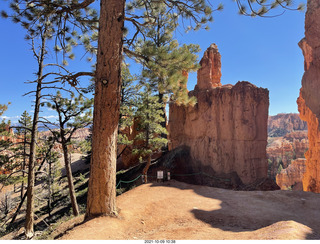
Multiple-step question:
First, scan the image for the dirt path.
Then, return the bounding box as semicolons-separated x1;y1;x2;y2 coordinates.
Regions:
61;180;320;240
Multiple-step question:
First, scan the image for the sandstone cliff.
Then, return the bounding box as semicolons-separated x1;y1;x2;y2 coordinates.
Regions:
276;158;306;191
297;0;320;193
168;44;269;185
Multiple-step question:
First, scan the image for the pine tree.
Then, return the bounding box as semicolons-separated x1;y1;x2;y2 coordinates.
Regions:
134;3;199;107
0;104;11;174
38;137;60;218
2;1;97;237
16;111;32;200
117;64;140;157
133;85;167;183
43;91;93;217
278;164;284;174
131;4;200;147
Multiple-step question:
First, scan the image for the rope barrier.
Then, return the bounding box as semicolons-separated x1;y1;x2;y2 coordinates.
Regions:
116;171;231;189
173;172;202;177
116;174;142;189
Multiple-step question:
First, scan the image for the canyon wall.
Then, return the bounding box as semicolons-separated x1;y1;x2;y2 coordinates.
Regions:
168;44;269;185
297;0;320;193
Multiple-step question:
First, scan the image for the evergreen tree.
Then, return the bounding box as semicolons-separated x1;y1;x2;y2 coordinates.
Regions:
133;85;167;183
1;0;98;64
38;137;60;218
2;1;97;237
16;111;32;200
43;91;93;217
278;164;284;174
134;3;199;107
132;4;200;146
119;64;139;131
117;64;140;156
0;104;8;117
0;104;11;173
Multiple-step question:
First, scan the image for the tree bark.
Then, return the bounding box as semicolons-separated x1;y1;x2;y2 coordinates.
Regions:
86;0;125;218
48;158;52;218
142;155;151;183
61;139;79;216
20;132;27;200
158;92;168;140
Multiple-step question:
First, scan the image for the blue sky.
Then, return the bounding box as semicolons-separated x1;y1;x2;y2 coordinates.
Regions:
0;0;306;123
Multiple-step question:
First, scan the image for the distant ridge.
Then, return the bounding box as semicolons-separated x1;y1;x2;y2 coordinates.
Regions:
268;113;307;137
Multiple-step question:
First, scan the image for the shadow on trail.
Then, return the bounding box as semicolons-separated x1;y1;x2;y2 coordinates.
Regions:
117;146;320;239
149;180;320;240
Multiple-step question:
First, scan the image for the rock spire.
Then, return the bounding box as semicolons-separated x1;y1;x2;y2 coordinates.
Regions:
196;43;222;90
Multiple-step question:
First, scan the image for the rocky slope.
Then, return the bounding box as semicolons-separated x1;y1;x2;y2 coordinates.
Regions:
297;0;320;193
268;113;307;137
39;128;90;142
168;44;269;185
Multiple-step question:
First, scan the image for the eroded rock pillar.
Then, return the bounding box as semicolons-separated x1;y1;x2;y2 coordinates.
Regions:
297;0;320;193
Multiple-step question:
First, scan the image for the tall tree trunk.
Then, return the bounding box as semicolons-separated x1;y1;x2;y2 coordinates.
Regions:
21;133;27;200
61;140;79;216
142;155;151;183
47;158;52;218
158;92;168;139
86;0;125;218
25;33;46;239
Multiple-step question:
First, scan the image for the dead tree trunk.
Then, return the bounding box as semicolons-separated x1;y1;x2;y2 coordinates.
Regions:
25;33;46;239
20;132;27;200
47;158;52;218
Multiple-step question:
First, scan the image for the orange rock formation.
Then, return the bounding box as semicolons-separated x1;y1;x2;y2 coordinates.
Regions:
267;131;308;178
168;44;269;185
297;0;320;193
196;44;222;89
276;158;306;191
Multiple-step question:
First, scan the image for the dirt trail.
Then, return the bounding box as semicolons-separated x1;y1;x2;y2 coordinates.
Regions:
61;180;320;240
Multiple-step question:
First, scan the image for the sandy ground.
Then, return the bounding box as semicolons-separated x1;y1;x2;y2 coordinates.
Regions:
61;180;320;240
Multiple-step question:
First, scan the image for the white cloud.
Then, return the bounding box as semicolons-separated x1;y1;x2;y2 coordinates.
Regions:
42;115;58;119
0;115;20;121
46;107;55;111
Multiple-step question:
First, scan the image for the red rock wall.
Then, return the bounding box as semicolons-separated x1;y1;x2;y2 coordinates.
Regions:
297;0;320;193
168;45;269;185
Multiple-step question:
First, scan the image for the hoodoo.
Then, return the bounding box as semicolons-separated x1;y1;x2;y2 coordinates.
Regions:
168;44;269;185
297;0;320;193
